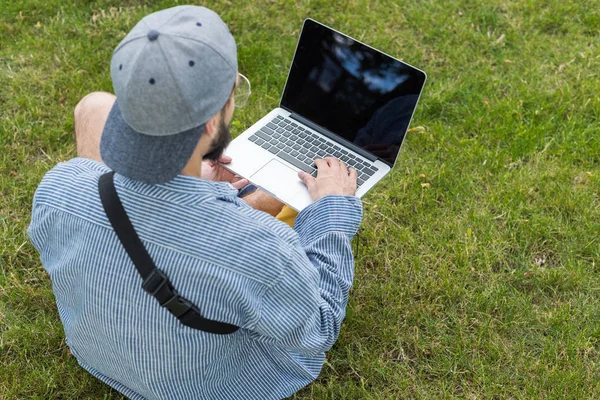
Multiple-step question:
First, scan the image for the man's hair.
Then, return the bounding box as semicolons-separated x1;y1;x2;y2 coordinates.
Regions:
220;78;237;116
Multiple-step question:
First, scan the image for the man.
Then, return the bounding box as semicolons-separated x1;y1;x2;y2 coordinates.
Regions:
28;5;362;400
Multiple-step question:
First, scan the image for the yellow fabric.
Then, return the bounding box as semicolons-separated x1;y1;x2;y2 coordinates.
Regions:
275;205;298;228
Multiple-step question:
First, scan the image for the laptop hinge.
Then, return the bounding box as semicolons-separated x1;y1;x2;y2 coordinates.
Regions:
289;113;377;162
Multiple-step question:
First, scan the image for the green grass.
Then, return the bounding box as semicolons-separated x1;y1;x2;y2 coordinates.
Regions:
1;0;599;398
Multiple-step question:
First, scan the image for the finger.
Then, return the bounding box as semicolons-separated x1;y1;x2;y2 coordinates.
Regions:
348;167;358;185
324;156;337;167
314;158;327;172
339;162;348;174
231;178;249;190
325;157;341;172
218;154;232;164
298;171;317;191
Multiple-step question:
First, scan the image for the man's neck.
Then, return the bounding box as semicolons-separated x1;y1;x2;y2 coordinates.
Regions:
180;135;212;178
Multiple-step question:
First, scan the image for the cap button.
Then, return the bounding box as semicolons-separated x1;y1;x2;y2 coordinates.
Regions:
147;30;160;41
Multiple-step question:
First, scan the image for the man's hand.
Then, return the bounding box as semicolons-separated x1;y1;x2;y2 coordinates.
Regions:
298;157;357;201
201;155;248;189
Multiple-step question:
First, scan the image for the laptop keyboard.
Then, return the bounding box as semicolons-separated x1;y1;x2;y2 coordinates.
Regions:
248;115;378;187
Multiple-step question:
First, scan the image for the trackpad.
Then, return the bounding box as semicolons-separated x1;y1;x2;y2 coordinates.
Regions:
250;159;307;198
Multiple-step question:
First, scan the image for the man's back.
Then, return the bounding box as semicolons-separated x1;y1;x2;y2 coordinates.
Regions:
29;158;362;400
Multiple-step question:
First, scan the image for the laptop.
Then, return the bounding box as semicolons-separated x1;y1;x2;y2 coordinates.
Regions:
224;19;426;211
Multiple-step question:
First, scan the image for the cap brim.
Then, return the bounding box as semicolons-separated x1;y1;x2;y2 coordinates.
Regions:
100;100;204;184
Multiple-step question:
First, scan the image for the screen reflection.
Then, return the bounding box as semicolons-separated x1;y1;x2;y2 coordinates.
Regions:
281;20;426;166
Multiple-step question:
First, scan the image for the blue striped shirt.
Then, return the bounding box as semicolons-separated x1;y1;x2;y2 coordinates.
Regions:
28;158;362;400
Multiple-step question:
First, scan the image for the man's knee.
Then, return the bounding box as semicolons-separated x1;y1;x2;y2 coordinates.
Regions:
74;92;116;161
74;91;116;124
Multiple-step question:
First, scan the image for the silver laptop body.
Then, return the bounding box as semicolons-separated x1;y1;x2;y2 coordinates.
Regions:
224;19;427;211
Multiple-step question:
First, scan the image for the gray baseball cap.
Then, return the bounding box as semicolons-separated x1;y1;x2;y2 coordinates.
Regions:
100;5;237;184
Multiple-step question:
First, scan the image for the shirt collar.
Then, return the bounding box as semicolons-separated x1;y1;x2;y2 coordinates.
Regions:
73;157;239;200
115;171;239;201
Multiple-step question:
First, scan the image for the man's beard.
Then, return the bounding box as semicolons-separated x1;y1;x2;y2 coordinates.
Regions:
203;118;232;162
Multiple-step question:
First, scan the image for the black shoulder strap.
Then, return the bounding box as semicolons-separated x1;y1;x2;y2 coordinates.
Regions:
98;171;239;334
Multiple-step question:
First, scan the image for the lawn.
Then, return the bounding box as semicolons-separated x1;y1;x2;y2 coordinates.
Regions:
1;0;599;398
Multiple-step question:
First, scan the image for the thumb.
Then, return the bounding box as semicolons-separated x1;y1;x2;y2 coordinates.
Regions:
231;178;249;190
218;154;232;164
298;171;316;191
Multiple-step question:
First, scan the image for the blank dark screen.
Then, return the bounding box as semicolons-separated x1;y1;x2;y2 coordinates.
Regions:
281;20;426;165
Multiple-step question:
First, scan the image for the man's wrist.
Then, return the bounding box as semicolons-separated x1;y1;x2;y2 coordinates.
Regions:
237;183;258;198
294;195;363;242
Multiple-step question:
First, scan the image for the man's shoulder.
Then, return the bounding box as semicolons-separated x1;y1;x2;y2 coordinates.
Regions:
47;157;109;178
33;158;109;208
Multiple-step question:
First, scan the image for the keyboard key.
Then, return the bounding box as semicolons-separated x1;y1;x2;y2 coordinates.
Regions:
249;135;259;142
291;150;299;157
279;152;314;173
364;168;376;176
311;169;318;178
266;122;277;129
267;146;279;154
276;143;285;149
299;148;308;154
292;144;301;150
256;138;265;146
254;130;270;141
358;178;365;185
276;127;285;133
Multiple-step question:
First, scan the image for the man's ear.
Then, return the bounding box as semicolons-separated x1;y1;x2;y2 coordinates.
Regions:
204;113;219;139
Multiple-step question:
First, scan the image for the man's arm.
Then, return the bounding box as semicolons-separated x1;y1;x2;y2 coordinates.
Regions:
240;189;285;216
248;158;362;354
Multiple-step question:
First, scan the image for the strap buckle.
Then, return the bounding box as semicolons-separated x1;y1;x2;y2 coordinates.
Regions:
162;294;194;318
142;269;192;318
141;268;169;295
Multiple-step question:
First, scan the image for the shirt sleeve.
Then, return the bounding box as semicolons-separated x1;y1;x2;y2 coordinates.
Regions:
250;195;363;354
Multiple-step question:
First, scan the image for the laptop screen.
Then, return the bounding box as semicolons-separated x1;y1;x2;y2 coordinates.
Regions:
280;19;426;166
